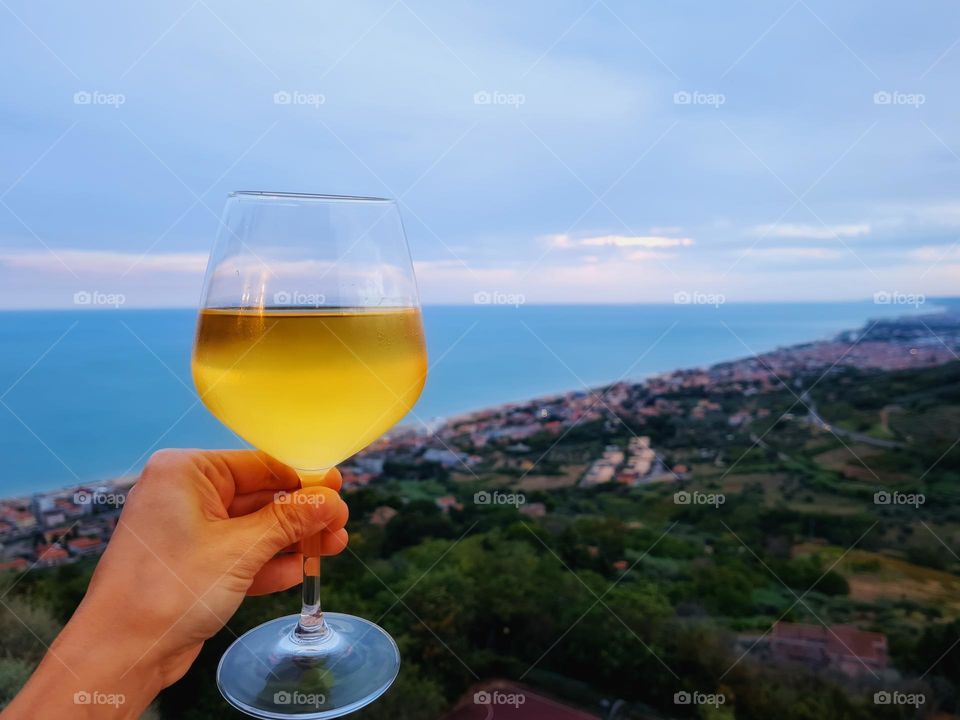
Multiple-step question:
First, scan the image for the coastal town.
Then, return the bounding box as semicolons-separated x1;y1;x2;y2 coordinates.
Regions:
3;309;958;573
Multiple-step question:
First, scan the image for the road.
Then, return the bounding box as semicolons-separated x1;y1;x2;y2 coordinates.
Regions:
800;391;905;449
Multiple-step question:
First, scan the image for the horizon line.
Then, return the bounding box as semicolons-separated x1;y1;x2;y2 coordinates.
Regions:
0;297;957;312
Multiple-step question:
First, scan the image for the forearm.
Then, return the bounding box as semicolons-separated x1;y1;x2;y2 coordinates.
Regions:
2;601;164;720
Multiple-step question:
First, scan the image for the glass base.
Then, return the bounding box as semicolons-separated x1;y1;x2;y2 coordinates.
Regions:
217;612;400;719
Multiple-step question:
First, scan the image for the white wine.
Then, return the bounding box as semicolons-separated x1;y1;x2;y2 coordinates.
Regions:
192;307;427;475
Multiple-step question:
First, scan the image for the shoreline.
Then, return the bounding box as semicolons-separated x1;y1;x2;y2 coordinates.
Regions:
2;303;956;502
2;305;958;569
398;302;953;431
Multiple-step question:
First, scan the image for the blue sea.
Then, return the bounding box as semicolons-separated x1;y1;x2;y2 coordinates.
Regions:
0;302;938;496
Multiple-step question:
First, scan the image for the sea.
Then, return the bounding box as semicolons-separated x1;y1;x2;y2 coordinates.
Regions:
0;302;940;497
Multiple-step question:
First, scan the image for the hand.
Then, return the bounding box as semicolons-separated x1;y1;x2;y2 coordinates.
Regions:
2;449;349;720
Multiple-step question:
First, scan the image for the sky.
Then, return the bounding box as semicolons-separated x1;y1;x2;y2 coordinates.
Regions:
1;0;959;307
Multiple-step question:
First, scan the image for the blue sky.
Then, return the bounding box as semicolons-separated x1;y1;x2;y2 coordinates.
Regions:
1;0;959;307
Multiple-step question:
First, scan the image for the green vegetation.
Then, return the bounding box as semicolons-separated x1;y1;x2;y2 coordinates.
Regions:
3;362;960;719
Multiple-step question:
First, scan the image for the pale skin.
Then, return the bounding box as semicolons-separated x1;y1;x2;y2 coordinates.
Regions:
1;449;350;720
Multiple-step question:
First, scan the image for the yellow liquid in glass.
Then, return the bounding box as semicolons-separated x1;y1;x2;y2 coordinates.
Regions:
192;308;427;476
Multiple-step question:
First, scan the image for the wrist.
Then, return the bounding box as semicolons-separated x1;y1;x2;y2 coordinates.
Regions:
3;601;165;720
59;608;165;713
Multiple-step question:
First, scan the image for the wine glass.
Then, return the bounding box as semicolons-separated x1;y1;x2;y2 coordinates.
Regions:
191;191;427;718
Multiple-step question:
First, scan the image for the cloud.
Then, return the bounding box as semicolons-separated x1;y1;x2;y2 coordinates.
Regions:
743;246;845;260
908;244;960;263
545;233;694;249
0;250;208;274
541;234;574;249
412;259;524;286
625;250;678;261
750;223;870;240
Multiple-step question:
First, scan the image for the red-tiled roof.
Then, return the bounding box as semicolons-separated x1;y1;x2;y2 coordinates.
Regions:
0;558;29;571
67;537;104;550
36;545;69;561
771;622;888;665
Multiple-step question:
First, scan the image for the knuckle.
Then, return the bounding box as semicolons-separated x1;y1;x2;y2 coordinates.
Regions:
144;448;181;470
141;449;186;482
270;502;306;545
314;488;348;528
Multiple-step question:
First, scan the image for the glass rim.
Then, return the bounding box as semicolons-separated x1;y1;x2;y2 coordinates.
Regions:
229;190;394;203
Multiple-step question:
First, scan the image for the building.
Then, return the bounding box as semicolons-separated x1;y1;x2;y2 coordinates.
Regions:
582;445;625;486
352;454;385;475
435;495;464;513
423;447;471;468
35;544;70;567
67;537;107;556
623;436;656;479
519;503;547;518
765;622;889;679
369;506;398;526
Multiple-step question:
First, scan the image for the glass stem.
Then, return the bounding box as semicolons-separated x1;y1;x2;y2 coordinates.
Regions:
294;470;333;643
296;550;328;640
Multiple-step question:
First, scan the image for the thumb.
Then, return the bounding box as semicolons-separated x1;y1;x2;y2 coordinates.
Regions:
231;486;349;561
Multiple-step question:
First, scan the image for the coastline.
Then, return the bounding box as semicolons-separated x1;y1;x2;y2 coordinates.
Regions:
0;306;960;503
400;301;953;430
2;305;958;570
